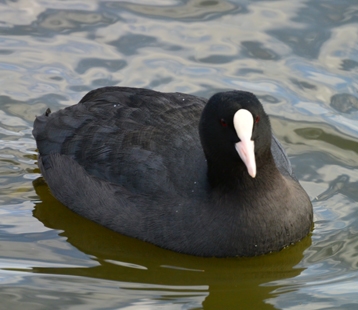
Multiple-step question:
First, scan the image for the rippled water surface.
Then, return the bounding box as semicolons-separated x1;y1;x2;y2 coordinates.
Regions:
1;0;358;309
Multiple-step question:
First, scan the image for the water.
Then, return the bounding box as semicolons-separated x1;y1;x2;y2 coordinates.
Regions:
0;0;358;309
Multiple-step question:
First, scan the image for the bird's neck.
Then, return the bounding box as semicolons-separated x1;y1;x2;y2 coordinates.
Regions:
206;149;283;192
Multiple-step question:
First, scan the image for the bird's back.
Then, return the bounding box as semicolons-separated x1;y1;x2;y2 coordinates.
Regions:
33;87;208;197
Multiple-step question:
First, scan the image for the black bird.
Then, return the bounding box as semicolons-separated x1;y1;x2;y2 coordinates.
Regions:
33;87;313;257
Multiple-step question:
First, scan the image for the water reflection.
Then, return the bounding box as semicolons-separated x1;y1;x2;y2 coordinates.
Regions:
0;0;357;308
330;93;358;114
31;178;311;309
110;0;242;20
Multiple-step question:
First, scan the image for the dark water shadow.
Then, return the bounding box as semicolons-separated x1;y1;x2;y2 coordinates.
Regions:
104;0;247;22
31;178;312;309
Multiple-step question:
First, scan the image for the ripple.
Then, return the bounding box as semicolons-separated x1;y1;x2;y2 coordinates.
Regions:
0;0;358;309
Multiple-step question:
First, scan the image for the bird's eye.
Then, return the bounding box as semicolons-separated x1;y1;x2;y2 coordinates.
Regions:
220;119;228;127
255;115;260;123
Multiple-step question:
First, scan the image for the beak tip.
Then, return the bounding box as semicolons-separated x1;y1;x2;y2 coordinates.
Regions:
236;140;256;179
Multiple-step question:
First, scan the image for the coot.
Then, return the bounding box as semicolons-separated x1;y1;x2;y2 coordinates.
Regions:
33;87;313;257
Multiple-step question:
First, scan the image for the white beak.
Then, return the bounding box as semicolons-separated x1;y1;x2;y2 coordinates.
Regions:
233;109;256;178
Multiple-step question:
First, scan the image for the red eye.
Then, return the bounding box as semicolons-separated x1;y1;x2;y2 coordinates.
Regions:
220;119;228;127
255;115;260;123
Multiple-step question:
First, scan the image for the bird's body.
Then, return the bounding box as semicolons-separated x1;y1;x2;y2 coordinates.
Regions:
33;87;313;257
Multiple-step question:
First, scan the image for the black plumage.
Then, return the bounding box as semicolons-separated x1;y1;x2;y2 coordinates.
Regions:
33;87;313;257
